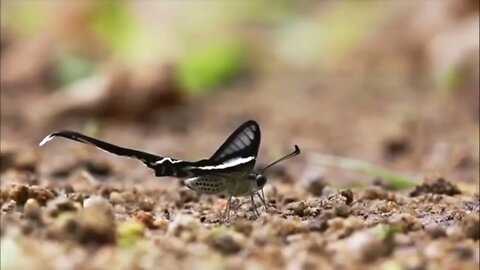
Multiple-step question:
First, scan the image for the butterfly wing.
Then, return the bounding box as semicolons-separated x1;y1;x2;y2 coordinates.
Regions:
39;120;261;179
155;120;261;177
185;120;260;176
39;131;197;177
210;120;260;162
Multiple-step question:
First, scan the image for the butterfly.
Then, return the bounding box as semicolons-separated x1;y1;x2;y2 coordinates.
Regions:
39;120;301;220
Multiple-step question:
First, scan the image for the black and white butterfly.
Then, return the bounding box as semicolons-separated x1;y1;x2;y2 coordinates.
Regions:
39;120;300;220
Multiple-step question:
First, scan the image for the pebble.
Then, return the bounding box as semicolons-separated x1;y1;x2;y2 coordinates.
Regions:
68;193;84;205
287;201;306;217
388;213;422;232
232;219;253;236
138;198;155;212
271;217;306;237
334;204;351;218
446;225;465;241
8;184;29;205
424;241;448;260
377;201;394;213
208;234;242;255
462;213;479;240
73;204;116;245
344;227;390;262
134;210;156;229
452;245;474;260
327;217;345;231
1;200;16;213
425;223;446;238
307;211;335;232
343;216;365;231
362;186;393;201
153;218;169;232
27;185;55;205
119;191;135;203
339;189;354;205
83;196;113;213
23;198;41;220
8;184;54;206
168;214;202;237
46;196;78;217
109;191;126;205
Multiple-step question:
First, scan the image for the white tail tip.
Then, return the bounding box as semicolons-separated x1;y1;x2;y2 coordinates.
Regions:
39;134;55;146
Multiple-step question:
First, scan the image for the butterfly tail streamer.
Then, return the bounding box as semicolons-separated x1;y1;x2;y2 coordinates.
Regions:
39;130;203;178
39;131;163;167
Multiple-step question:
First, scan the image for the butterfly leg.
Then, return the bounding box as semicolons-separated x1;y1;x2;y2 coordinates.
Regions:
250;193;259;217
222;195;233;221
257;188;269;212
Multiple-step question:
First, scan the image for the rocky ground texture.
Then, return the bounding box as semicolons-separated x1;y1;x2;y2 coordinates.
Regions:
1;158;478;270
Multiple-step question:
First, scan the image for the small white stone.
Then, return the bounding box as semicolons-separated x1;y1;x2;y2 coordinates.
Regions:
83;196;113;216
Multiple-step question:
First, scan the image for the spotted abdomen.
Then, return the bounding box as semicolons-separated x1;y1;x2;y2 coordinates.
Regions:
184;176;227;195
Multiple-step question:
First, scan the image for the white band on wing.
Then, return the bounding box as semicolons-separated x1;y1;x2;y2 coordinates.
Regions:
195;156;255;170
154;157;183;164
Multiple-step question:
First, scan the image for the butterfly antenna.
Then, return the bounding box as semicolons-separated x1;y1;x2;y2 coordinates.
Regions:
261;145;301;173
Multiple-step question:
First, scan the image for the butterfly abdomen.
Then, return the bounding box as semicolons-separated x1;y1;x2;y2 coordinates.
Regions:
184;177;226;195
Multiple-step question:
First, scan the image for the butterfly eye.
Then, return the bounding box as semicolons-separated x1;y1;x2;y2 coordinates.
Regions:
256;174;267;188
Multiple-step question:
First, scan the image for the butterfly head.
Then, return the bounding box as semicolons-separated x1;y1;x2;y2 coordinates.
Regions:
248;172;268;189
255;174;267;188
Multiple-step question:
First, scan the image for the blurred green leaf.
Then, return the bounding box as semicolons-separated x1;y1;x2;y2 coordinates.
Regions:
50;51;95;87
89;1;137;58
177;41;247;94
88;0;165;65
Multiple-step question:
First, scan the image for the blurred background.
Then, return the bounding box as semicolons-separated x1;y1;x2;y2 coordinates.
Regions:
1;0;479;190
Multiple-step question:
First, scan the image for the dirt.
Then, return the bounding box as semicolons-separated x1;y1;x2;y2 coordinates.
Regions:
1;166;478;269
410;177;462;197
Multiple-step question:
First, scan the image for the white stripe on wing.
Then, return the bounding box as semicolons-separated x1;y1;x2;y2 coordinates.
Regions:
195;156;255;170
154;157;184;164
